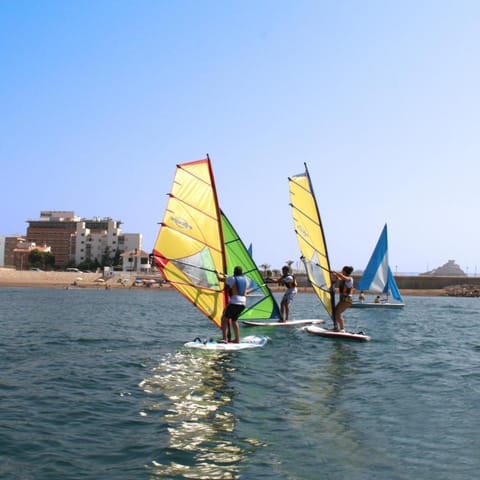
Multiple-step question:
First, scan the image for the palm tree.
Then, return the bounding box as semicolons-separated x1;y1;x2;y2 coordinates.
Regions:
285;260;294;271
259;263;270;276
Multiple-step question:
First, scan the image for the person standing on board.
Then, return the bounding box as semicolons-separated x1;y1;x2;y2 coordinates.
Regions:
331;266;354;332
272;265;298;322
216;266;250;343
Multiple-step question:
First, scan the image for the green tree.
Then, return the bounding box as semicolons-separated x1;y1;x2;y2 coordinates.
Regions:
101;246;113;267
28;249;44;269
78;258;100;272
28;250;55;270
112;248;122;267
44;252;55;269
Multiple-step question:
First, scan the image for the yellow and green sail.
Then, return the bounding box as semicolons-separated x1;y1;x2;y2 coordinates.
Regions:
152;158;227;328
222;211;281;320
289;163;336;322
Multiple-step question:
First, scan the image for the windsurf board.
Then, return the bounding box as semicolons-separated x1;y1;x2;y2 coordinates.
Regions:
184;335;268;350
304;325;371;341
242;319;325;327
351;302;404;309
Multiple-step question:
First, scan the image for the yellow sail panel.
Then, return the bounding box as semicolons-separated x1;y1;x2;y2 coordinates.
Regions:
153;158;227;327
289;165;335;320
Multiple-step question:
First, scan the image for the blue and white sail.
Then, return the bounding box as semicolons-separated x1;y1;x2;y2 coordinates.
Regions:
356;224;404;304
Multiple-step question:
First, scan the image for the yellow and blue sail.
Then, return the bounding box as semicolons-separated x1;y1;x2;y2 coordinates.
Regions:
152;158;228;328
222;211;281;320
289;163;336;322
357;224;403;302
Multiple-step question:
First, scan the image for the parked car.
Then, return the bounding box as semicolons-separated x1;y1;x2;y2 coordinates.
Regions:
66;268;82;273
29;267;44;272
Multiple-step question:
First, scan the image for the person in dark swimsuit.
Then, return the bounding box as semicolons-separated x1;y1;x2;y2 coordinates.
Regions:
331;266;354;332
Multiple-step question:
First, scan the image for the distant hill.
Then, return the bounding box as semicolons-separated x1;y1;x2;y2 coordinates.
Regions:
421;259;465;276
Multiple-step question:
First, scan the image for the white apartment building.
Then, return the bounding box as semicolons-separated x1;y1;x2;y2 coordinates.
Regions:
74;218;142;266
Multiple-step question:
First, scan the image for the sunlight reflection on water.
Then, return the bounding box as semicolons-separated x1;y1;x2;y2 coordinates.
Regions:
139;350;259;479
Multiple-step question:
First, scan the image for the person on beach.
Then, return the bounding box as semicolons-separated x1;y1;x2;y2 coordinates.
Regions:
216;266;250;343
331;266;354;332
272;265;298;322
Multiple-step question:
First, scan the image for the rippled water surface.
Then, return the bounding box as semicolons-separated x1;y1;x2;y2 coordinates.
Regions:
1;287;479;479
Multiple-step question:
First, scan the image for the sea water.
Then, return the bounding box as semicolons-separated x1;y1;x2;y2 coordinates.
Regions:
1;287;479;479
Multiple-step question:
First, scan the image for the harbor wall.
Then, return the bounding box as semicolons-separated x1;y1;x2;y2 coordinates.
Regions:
295;273;480;290
368;275;480;290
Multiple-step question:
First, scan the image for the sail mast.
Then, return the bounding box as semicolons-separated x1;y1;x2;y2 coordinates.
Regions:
206;154;229;308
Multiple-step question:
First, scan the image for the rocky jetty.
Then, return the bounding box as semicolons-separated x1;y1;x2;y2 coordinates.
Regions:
445;284;480;297
421;260;465;276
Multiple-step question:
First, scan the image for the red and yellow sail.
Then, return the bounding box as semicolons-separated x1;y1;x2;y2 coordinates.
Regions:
152;158;228;327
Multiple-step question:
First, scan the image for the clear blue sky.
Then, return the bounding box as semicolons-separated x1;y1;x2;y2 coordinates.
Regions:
2;1;480;274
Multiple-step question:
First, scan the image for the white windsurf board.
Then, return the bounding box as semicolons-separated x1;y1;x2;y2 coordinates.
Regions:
242;319;325;327
351;302;404;309
304;325;371;341
184;335;268;350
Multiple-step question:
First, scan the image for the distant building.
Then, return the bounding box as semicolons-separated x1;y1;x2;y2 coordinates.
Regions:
120;249;151;273
26;211;79;266
73;218;141;266
25;211;142;268
3;235;25;268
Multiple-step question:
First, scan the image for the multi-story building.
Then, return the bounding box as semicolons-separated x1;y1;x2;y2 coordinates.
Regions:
74;218;142;266
2;235;25;267
26;211;78;267
0;235;52;270
26;211;142;268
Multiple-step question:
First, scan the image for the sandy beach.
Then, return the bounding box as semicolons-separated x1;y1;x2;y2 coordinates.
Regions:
0;268;446;295
0;269;142;289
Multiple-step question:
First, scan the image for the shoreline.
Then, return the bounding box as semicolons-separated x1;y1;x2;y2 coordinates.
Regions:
0;269;447;296
0;269;143;290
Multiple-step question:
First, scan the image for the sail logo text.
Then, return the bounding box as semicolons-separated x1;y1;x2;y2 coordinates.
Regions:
170;216;192;230
297;226;308;238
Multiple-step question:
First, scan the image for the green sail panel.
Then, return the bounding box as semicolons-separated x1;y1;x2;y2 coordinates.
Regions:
221;211;281;320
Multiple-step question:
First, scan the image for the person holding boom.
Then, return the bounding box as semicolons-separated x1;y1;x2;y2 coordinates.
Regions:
216;266;250;343
330;266;354;332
